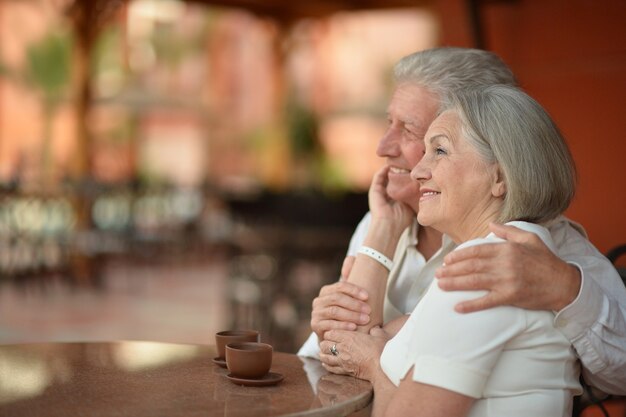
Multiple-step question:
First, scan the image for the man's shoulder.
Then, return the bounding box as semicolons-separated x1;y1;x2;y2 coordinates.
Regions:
545;216;612;261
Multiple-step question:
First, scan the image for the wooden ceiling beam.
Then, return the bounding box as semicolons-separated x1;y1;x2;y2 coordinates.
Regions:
162;0;427;22
67;0;430;25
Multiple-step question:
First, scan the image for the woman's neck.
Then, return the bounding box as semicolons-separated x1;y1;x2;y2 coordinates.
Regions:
416;225;443;261
446;203;503;244
447;216;499;244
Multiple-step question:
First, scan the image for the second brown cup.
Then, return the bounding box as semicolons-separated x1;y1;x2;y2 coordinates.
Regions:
215;330;260;359
225;342;273;379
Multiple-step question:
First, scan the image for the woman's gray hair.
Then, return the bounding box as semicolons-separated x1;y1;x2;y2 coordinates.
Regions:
393;48;517;106
445;85;576;224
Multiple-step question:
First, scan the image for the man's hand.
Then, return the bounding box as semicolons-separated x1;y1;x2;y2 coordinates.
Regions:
436;222;581;313
311;257;371;341
319;327;391;381
369;166;413;232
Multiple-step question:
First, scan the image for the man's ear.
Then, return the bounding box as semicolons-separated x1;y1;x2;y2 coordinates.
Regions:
492;165;506;198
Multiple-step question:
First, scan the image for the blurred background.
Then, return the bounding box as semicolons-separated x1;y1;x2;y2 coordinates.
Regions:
0;0;624;354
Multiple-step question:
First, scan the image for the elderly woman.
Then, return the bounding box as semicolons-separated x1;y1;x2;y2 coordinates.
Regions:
320;85;582;417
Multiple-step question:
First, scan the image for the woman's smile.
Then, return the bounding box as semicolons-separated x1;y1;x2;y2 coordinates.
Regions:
419;189;441;202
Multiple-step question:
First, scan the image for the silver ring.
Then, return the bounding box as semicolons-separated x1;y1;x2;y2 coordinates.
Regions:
330;344;338;356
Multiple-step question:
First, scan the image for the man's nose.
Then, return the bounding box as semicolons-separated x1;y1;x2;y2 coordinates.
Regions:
376;128;400;157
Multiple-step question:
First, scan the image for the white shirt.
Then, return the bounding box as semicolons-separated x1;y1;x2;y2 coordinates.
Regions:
297;213;626;394
380;222;581;417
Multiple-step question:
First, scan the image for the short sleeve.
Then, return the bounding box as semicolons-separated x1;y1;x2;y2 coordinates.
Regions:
404;282;527;398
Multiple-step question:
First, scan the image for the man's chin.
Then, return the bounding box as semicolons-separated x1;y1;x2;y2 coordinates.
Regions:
386;193;419;213
387;186;419;205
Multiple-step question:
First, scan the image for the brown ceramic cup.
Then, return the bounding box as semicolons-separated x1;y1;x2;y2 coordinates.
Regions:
225;342;273;379
215;330;260;359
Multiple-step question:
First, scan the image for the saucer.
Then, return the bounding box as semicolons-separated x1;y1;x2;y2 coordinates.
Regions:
212;357;227;368
226;372;284;387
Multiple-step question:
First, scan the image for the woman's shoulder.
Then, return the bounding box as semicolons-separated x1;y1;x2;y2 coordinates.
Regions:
455;221;556;254
506;221;557;253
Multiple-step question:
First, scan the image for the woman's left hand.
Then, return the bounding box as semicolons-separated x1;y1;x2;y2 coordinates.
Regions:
319;327;391;382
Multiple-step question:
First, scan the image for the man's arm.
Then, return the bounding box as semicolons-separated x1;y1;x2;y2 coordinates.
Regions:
550;220;626;394
345;166;413;332
299;167;413;358
436;222;581;313
297;217;370;359
297;205;373;360
436;221;626;394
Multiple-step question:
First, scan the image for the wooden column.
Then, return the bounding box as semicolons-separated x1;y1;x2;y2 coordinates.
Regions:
67;0;125;284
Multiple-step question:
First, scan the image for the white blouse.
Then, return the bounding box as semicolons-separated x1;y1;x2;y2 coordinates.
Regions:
379;221;582;417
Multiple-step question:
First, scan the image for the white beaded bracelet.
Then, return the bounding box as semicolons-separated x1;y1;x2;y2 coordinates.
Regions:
358;246;393;272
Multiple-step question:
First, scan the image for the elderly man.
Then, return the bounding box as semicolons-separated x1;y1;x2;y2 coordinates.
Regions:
298;47;626;395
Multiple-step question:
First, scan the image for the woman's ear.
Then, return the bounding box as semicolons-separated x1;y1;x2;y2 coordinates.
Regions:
491;165;506;198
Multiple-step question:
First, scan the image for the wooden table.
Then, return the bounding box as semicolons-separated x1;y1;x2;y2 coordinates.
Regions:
0;341;372;416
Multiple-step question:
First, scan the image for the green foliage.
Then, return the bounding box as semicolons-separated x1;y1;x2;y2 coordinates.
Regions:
152;21;205;71
0;28;74;189
92;25;124;78
314;156;350;192
23;30;73;105
286;99;320;157
0;59;9;77
152;24;185;69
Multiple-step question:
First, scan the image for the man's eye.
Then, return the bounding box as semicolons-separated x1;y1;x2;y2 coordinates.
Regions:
404;128;418;139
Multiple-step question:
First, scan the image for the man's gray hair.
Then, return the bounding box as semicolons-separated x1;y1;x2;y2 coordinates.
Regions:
393;47;517;105
446;85;576;224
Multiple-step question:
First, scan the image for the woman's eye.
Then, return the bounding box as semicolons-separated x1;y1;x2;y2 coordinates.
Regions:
435;147;447;155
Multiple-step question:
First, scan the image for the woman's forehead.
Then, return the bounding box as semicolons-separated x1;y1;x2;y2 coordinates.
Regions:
426;110;461;138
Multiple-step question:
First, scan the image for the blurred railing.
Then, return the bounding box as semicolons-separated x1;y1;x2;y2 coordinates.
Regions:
0;184;368;351
0;184;210;280
0;193;74;278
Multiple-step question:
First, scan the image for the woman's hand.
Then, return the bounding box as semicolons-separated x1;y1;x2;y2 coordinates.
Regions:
319;327;392;382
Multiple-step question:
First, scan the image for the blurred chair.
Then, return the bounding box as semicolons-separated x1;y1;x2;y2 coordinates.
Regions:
606;244;626;286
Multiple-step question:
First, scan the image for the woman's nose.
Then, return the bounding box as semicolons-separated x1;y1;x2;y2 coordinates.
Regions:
411;157;431;182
